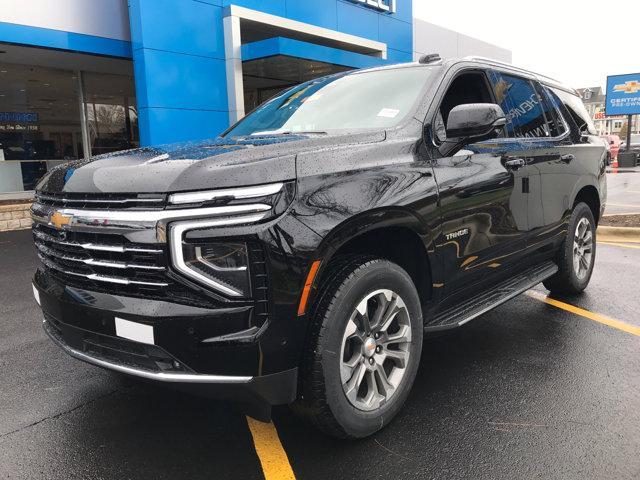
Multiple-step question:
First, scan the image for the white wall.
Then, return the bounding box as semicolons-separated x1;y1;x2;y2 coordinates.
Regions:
0;0;130;41
413;19;512;63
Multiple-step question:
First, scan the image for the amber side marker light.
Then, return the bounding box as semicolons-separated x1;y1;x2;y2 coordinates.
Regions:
297;260;322;316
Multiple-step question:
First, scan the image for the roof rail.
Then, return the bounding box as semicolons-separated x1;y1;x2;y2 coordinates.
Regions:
461;55;564;86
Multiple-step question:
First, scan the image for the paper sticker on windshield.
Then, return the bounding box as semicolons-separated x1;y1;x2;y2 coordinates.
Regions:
377;108;400;118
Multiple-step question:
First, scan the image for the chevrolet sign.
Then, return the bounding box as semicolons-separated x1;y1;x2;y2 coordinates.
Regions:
349;0;397;13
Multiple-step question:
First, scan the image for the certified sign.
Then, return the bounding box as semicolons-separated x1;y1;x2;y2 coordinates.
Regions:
605;73;640;116
348;0;397;13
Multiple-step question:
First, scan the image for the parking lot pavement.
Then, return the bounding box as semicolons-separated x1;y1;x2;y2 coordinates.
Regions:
605;167;640;215
1;230;638;480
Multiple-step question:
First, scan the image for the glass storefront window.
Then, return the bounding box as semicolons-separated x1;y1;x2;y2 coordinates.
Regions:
0;63;80;193
0;63;139;196
83;72;138;156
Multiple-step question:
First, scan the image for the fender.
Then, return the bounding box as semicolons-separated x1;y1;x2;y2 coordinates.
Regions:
295;205;443;321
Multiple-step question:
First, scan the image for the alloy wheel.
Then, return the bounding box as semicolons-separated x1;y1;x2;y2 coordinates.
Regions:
573;217;593;280
339;289;412;411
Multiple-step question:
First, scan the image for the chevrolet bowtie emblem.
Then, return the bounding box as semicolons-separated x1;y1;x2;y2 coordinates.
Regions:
49;211;72;229
613;81;640;94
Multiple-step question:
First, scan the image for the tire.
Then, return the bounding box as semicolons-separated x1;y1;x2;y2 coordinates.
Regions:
543;202;596;295
293;255;423;439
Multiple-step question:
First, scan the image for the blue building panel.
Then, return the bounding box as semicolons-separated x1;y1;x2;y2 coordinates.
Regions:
128;0;225;59
242;37;389;69
138;107;230;145
0;21;131;58
285;0;339;30
386;0;413;25
386;47;413;63
336;2;379;40
378;14;412;54
133;49;228;111
223;0;286;17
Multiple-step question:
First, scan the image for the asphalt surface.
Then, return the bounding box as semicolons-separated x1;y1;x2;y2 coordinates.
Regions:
1;228;639;479
605;166;640;215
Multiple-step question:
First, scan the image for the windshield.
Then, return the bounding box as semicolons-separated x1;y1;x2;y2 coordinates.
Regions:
224;66;437;137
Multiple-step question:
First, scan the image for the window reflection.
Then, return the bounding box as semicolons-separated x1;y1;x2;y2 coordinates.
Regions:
0;64;139;195
83;72;138;156
0;63;79;192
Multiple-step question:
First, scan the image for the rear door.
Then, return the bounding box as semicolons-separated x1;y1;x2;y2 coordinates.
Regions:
530;85;605;248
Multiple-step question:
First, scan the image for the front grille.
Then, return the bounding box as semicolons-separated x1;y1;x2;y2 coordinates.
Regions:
35;191;166;210
32;191;272;315
33;223;219;306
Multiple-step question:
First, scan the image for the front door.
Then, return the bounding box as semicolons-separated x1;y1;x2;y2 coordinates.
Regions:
427;68;532;296
432;143;530;295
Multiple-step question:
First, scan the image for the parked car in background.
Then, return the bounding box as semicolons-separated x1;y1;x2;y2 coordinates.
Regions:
30;57;607;439
603;134;621;160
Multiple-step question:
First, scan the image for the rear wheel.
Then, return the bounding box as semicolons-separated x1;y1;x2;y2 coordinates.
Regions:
543;202;596;294
293;256;423;438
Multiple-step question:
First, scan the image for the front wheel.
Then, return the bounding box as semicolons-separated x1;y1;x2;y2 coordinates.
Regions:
293;256;423;439
543;202;596;294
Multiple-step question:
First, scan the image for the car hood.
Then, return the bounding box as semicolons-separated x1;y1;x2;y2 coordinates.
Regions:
36;131;385;194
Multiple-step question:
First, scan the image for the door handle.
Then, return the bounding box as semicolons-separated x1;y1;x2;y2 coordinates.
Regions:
503;156;526;169
560;154;574;163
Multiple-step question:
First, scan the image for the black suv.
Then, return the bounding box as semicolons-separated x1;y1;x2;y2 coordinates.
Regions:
31;57;607;438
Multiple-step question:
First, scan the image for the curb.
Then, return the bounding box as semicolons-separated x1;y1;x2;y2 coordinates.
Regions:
597;226;640;243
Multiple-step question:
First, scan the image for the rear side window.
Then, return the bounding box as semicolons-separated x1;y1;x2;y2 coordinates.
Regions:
549;87;597;135
488;71;548;138
537;84;568;138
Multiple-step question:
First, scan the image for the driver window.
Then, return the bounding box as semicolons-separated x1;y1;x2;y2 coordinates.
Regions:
434;72;494;144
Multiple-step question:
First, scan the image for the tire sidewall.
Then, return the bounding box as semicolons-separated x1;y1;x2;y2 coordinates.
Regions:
318;260;423;438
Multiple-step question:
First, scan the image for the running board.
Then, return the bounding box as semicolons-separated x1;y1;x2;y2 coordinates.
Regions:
424;261;558;332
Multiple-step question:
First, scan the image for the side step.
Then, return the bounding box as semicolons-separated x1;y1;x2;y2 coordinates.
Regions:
424;261;558;332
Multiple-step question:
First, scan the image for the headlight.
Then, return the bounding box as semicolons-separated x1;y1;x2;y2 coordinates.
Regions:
180;242;250;297
169;214;268;298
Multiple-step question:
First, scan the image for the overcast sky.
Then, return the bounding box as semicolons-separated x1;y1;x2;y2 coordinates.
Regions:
413;0;639;89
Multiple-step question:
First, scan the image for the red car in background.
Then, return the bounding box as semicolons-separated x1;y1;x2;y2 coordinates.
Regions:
604;134;621;160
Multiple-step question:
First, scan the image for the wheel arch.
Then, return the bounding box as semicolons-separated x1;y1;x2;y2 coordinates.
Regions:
572;183;601;225
310;208;435;311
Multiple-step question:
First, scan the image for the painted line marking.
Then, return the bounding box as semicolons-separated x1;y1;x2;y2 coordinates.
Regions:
606;203;640;208
526;290;640;337
598;241;640;250
246;416;296;480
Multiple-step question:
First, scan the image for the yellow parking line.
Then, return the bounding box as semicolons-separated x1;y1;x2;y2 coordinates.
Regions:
526;291;640;336
246;416;296;480
598;241;640;250
606;203;640;208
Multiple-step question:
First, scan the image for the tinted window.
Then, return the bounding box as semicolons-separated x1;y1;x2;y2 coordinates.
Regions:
538;85;568;138
488;71;548;138
550;87;597;135
224;66;437;137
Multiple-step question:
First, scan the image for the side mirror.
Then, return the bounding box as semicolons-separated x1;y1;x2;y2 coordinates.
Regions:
446;103;507;142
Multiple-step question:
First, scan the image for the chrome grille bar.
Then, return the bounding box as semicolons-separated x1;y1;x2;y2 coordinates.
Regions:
31;203;272;230
36;193;164;205
34;242;165;271
37;253;169;287
33;229;163;254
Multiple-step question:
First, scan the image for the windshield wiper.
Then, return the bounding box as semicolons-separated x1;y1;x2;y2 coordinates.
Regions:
250;130;328;136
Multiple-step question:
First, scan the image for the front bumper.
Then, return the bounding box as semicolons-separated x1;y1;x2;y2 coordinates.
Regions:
34;271;298;419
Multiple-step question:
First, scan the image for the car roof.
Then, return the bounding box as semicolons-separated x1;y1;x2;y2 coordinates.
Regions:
357;56;579;96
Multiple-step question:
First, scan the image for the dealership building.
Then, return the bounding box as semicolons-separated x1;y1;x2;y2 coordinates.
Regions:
0;0;510;203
